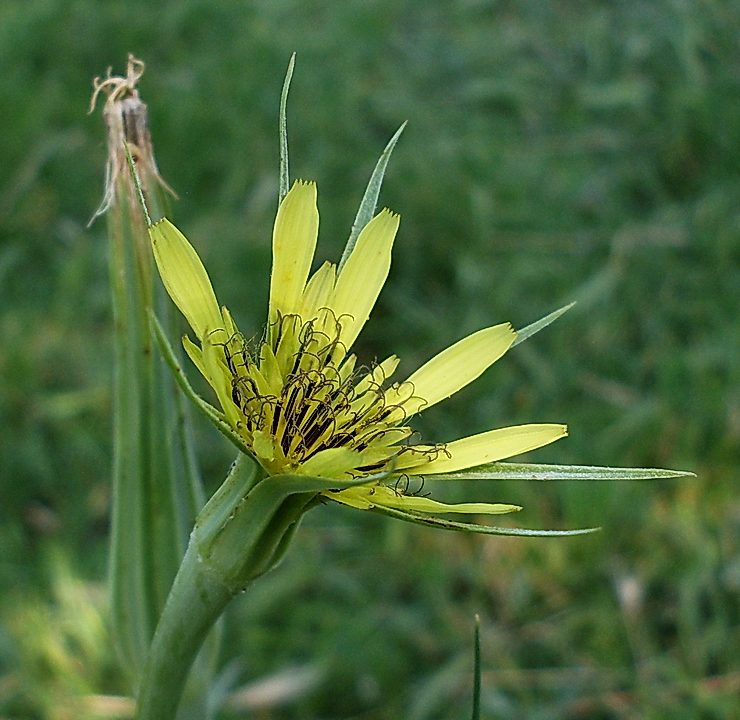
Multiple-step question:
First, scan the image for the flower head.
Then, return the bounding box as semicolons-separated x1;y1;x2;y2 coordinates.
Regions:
150;180;566;518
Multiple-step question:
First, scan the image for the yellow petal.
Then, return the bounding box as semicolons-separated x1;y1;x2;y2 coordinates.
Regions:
300;261;336;320
184;333;247;434
274;315;302;377
200;334;241;428
269;180;319;321
149;219;224;340
220;305;239;338
385;496;521;515
412;424;568;475
298;448;363;478
356;426;412;449
394;445;445;470
328;485;520;514
386;323;516;416
337;353;358;385
330;209;399;350
325;486;375;510
182;334;209;380
252;430;277;463
258;342;283;391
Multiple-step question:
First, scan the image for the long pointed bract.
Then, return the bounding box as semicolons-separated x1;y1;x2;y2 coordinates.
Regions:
339;121;407;273
423;462;695;481
278;53;296;203
371;504;600;536
512;302;576;348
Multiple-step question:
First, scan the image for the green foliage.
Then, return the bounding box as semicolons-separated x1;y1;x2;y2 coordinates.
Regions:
1;0;739;718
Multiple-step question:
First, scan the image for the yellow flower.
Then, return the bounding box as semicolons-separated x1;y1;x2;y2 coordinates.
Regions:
149;180;566;518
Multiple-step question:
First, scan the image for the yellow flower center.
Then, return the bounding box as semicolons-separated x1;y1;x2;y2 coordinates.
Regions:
214;308;442;478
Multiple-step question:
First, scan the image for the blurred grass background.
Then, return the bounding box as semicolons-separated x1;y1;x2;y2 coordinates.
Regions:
1;0;739;718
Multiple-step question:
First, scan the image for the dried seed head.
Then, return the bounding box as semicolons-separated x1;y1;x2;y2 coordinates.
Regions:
88;54;176;225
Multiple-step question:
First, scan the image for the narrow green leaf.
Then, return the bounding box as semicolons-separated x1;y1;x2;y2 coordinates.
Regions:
424;462;695;482
279;53;296;203
471;615;481;720
338;121;407;273
108;183;152;678
149;311;255;458
370;504;600;536
512;302;575;347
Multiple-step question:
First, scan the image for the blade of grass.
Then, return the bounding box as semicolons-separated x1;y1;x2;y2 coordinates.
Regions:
471;615;481;720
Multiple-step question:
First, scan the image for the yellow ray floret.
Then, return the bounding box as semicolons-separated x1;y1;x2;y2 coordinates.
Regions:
330;209;399;350
384;323;516;416
300;261;336;320
331;484;521;514
404;424;569;476
150;219;223;340
269;181;319;322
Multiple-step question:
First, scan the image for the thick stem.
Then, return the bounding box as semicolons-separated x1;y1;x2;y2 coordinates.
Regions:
134;460;379;720
135;539;233;720
134;455;259;720
134;454;292;720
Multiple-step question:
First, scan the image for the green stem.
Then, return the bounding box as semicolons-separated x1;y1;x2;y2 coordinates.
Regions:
135;456;309;720
134;456;256;720
135;538;232;720
135;458;380;720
